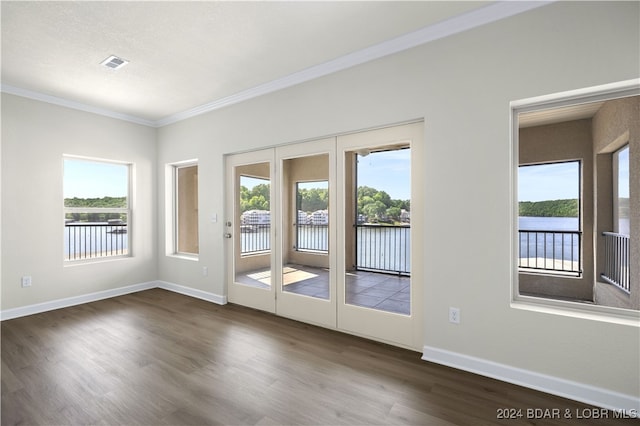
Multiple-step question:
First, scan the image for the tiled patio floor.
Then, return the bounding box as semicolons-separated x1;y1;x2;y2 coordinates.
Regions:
235;264;410;315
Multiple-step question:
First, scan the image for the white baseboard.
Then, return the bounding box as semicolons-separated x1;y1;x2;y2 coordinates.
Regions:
157;280;227;305
0;281;226;321
422;345;640;415
0;281;157;321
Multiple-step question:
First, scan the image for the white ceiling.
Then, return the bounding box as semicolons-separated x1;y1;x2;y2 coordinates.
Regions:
518;101;605;128
1;1;549;127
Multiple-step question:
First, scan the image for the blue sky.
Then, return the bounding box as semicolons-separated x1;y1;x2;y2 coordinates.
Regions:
240;149;411;200
240;175;270;190
358;149;411;200
618;146;630;198
518;162;579;202
64;159;128;199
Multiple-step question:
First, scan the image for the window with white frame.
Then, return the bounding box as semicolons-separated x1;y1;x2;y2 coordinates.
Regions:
64;157;131;261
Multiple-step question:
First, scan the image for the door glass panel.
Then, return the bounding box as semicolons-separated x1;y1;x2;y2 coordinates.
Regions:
345;147;411;315
282;155;330;300
234;163;272;289
615;145;630;236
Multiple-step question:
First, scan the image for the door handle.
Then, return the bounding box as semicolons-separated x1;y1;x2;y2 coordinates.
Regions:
224;233;232;239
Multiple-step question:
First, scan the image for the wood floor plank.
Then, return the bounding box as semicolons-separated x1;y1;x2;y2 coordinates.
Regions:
1;289;632;425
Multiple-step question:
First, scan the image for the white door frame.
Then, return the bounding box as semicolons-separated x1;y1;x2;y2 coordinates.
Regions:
275;138;337;329
225;148;277;313
225;122;424;350
336;122;424;350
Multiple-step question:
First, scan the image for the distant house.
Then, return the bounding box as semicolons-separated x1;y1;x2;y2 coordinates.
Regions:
400;209;410;223
310;209;329;225
241;209;270;225
297;210;310;225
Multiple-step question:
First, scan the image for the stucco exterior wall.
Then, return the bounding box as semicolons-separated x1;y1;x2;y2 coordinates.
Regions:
593;96;639;310
518;120;595;301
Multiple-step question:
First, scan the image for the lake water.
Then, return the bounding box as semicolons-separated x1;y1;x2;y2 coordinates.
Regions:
518;216;579;264
519;216;578;231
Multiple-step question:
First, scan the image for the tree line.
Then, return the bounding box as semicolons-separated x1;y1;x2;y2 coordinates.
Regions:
519;199;578;217
357;186;409;223
240;184;409;223
64;197;127;223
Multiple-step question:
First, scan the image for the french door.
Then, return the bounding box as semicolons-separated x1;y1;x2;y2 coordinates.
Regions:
225;148;276;313
336;123;423;349
225;122;423;350
275;138;336;328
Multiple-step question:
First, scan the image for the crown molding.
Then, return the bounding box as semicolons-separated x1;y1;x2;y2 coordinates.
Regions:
2;1;553;129
1;84;157;127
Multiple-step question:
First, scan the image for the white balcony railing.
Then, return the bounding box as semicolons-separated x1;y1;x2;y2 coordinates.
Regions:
601;232;630;293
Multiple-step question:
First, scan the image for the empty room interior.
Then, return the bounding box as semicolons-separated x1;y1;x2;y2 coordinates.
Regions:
1;1;639;424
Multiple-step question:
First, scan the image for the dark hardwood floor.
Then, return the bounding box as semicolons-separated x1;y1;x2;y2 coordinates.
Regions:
0;289;630;425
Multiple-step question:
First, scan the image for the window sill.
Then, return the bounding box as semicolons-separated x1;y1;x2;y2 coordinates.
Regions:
518;269;582;279
167;253;199;262
511;294;640;327
64;255;132;267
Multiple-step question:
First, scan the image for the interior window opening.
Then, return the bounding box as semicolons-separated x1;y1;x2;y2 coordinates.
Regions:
514;89;638;312
175;164;199;255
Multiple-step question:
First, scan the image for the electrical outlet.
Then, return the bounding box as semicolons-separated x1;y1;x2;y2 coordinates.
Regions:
202;266;208;277
449;307;460;324
21;276;32;288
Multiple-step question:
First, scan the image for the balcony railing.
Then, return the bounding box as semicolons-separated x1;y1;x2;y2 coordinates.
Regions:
356;225;410;275
239;223;412;276
296;224;328;253
518;229;581;275
240;224;270;255
601;232;630;293
65;222;128;260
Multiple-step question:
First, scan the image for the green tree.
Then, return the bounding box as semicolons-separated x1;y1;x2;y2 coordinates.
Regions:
299;187;328;212
356;186;409;222
519;199;578;217
363;201;387;220
386;206;402;221
239;184;271;212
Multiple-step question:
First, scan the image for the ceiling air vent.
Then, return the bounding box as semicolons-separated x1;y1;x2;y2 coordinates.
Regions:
100;55;129;70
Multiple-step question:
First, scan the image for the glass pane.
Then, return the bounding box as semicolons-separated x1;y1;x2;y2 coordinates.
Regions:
518;161;581;275
616;145;630;236
65;213;128;260
63;158;129;261
234;163;272;289
64;159;128;207
282;155;330;300
345;148;411;315
296;181;329;253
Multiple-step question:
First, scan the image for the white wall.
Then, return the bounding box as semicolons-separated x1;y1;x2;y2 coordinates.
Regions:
1;94;157;310
157;1;639;401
